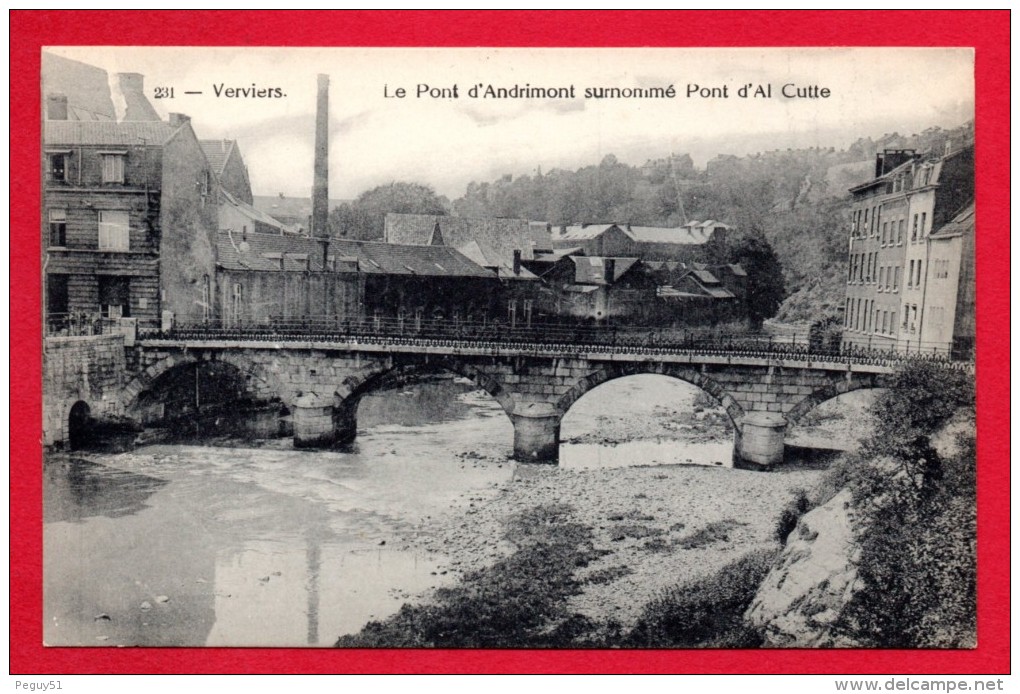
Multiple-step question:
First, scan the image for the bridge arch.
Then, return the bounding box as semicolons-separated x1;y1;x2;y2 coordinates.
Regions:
121;351;284;414
334;356;515;420
784;375;887;428
555;363;745;429
67;400;91;450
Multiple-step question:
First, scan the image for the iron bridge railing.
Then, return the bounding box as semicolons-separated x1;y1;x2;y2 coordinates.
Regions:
141;317;974;371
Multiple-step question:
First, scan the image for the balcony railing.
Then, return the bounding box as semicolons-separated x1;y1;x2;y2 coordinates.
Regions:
45;312;122;338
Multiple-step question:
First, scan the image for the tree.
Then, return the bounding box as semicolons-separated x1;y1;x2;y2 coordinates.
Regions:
728;231;786;330
329;182;450;240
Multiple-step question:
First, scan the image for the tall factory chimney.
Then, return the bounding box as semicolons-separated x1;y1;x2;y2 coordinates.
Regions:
311;74;330;238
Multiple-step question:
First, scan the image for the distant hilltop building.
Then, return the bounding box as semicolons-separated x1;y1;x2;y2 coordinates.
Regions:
842;142;974;358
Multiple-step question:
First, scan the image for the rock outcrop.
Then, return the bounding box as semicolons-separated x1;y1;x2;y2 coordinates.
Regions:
744;489;859;647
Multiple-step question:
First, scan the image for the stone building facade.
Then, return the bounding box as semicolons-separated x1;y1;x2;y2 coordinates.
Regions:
842;143;974;355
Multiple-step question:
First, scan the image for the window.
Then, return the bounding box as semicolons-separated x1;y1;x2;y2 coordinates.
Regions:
911;214;919;241
920;212;927;237
101;153;126;184
201;169;212;196
98;276;130;319
893;266;900;291
882;311;888;334
48;209;67;247
881;222;888;245
46;274;69;319
897;219;905;244
844;298;850;327
915;261;923;287
891;310;897;333
47;152;68;182
507;299;518;326
98;210;130;251
878;267;885;291
908;260;915;288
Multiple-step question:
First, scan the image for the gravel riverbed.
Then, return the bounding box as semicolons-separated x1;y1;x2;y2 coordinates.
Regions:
397;453;826;628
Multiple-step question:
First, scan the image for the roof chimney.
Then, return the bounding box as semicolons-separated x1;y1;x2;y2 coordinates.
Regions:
311;73;330;239
513;249;522;276
115;73;161;121
46;93;68;120
604;258;616;284
168;113;191;127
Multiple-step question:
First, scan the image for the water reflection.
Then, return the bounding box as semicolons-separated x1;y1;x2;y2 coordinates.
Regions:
44;378;512;647
44;458;167;523
45;375;827;646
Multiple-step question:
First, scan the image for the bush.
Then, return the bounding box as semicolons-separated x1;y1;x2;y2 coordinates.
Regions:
626;548;778;647
774;489;813;544
827;360;976;648
832;437;976;647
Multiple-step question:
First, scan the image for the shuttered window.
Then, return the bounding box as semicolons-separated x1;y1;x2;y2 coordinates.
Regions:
101;153;126;183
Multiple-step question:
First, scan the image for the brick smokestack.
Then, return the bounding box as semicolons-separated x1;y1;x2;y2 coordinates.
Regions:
312;74;330;238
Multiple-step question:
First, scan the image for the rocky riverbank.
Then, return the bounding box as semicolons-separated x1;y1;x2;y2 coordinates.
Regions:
393;454;825;631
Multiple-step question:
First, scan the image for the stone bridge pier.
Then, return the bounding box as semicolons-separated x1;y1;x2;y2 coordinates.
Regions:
126;341;893;469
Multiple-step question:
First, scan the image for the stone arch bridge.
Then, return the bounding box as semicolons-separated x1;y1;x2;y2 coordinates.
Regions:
121;336;904;467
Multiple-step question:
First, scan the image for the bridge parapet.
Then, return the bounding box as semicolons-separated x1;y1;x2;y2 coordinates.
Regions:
117;333;951;467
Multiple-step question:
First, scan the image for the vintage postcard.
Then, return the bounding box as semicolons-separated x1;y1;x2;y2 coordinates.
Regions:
15;13;1008;676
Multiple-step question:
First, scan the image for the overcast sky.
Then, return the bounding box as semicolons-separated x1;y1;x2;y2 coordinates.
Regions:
46;47;974;200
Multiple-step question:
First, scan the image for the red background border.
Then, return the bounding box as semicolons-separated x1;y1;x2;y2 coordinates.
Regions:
10;10;1010;675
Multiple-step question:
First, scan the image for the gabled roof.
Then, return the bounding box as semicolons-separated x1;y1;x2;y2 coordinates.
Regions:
216;231;497;279
386;214;535;264
552;222;726;246
200;139;237;176
44;120;182;147
220;190;302;235
928;202;975;240
569;256;640;285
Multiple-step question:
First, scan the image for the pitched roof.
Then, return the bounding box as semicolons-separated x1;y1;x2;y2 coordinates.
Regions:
386;214;534;264
569;256;640;285
552;224;617;241
220;190;302;235
625;225;715;245
552;222;726;246
216;231;496;279
44;120;182;147
200;139;237;176
528;222;552;251
339;240;498;278
42;53;117;122
928;202;975;239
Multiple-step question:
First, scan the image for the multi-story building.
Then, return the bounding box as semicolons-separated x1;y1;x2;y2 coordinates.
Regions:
43;112;219;336
843;142;974;354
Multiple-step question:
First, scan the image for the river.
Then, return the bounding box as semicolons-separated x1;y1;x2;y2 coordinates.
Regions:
43;375;864;647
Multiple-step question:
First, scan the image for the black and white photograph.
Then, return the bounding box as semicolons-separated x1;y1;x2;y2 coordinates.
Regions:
41;46;977;650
